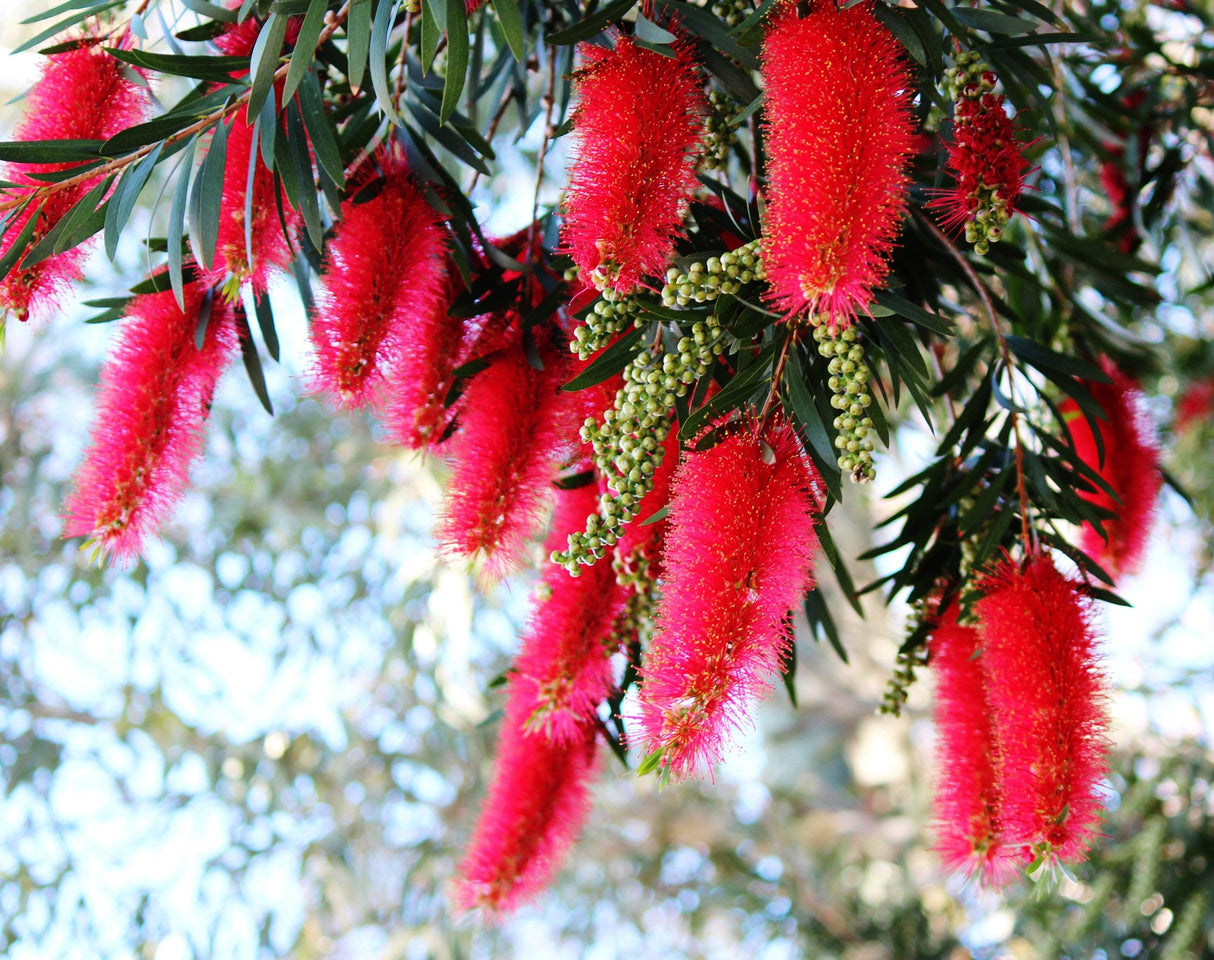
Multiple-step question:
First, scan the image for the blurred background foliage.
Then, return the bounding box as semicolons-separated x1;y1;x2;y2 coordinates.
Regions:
1;1;1214;959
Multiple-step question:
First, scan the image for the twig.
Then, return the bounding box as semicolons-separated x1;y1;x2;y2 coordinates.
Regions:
466;89;515;192
915;208;1034;557
0;0;354;217
759;329;795;423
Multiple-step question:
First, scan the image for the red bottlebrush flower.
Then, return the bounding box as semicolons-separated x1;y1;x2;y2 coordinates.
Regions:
0;40;150;324
930;55;1029;254
562;35;707;294
438;330;579;580
1060;357;1161;579
930;606;1026;886
208;108;299;295
635;417;822;780
62;281;238;564
513;484;627;744
1175;377;1214;435
309;147;448;410
975;553;1109;866
760;0;915;326
453;686;600;916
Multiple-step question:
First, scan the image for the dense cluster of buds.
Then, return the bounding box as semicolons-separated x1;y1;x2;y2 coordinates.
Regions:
660;238;765;307
933;52;1029;255
814;324;877;482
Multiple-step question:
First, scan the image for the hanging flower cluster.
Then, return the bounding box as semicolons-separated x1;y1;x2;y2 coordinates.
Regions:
562;35;708;295
62;281;238;564
1060;356;1162;579
931;552;1110;882
931;51;1029;255
760;0;916;326
308;146;449;411
0;38;150;325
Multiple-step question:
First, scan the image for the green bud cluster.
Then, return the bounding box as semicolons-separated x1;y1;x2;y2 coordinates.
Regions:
814;324;876;483
702;90;738;172
709;0;751;27
660;238;765;307
552;323;725;574
878;642;928;717
943;50;993;102
570;289;643;360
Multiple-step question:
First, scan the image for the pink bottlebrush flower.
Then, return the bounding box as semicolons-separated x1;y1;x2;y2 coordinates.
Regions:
930;58;1029;254
1175;377;1214;435
438;329;579;580
309;147;448;411
1060;357;1161;579
975;553;1109;866
453;685;600;916
208;106;299;295
635;416;823;781
62;281;238;564
513;483;627;744
760;0;915;327
0;40;150;324
930;606;1026;886
562;35;707;294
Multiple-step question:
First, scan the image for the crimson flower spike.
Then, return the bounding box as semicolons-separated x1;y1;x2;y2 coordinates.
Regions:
309;146;449;411
929;605;1026;886
760;0;915;328
929;52;1030;256
512;483;627;744
562;34;707;295
635;416;823;781
452;687;600;917
975;553;1110;869
0;39;150;326
1060;356;1162;580
437;326;579;581
62;281;238;565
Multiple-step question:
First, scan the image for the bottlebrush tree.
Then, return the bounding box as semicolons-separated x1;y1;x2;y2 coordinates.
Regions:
2;0;1213;922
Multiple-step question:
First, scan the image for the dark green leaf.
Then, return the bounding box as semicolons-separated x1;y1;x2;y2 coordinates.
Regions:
194;286;215;350
347;0;373;91
236;309;275;414
562;328;644;391
108;47;251;83
1006;335;1108;382
168;137;198;310
298;70;347;187
285;103;324;249
370;0;404;124
0;139;102;163
872;290;955;337
804;589;848;665
441;0;470;124
191;120;229;271
181;0;239;21
635;14;676;44
105;141;163;259
248;12;289;118
421;0;441;70
14;3;124;54
283;0;329;102
491;0;525;62
781;635;797;708
546;0;634;45
951;7;1038;34
0;204;41;281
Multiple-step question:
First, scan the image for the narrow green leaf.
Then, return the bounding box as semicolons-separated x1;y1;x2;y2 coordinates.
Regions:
563;328;645;392
635;14;676;44
0;204;42;281
298;70;347;186
872;289;955;336
347;0;373;91
248;12;288;118
0;139;102;163
1006;335;1107;383
38;175;113;261
22;0;113;25
491;0;525;62
546;0;634;45
194;286;215;350
107;47;250;83
370;0;404;124
282;0;328;102
804;589;848;665
191;120;229;271
252;290;280;362
815;519;864;618
421;0;441;71
285;103;324;249
236;309;275;414
441;0;470;124
181;0;239;21
951;7;1037;34
105;141;163;259
14;3;124;54
168;137;198;310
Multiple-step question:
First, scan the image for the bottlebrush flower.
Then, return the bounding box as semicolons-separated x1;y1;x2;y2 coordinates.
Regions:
438;329;579;580
453;686;600;916
513;484;626;744
562;35;707;294
635;416;822;781
309;147;448;411
1175;377;1214;435
1060;357;1161;579
62;281;238;564
0;40;150;324
208;108;299;295
930;53;1029;255
760;0;915;326
930;606;1025;885
975;553;1109;865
